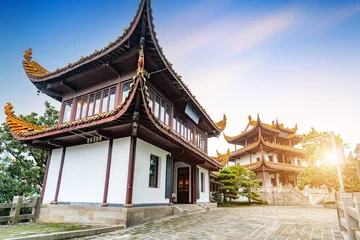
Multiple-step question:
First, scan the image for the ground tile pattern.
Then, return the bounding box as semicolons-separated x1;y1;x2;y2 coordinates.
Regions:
77;206;343;240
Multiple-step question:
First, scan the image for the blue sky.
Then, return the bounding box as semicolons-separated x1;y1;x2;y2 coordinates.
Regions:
1;0;360;155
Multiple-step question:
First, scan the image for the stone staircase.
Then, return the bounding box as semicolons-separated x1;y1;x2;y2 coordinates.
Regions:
259;186;311;205
173;203;216;215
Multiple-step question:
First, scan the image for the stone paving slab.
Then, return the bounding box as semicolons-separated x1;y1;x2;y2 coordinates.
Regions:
75;206;343;240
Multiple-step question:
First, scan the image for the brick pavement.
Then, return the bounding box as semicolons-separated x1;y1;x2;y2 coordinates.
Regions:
76;206;343;240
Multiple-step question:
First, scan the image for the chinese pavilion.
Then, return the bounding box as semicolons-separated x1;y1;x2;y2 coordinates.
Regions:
4;0;226;225
223;115;306;187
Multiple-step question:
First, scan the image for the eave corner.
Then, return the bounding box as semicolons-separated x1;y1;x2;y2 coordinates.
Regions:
22;48;50;79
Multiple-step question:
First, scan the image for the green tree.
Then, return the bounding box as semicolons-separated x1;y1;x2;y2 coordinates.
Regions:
229;165;262;202
0;102;58;202
218;167;239;202
302;127;346;166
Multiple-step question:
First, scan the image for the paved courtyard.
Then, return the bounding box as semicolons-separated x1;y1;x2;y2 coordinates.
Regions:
77;206;343;240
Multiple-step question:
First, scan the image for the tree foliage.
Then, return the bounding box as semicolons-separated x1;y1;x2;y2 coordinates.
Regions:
229;165;262;202
302;127;346;166
218;167;239;202
297;127;360;192
0;102;58;202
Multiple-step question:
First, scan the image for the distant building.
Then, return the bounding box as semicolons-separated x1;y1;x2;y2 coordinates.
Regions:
217;115;306;187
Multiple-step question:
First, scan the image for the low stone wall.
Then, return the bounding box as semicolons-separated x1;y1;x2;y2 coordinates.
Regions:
39;204;174;227
126;206;174;227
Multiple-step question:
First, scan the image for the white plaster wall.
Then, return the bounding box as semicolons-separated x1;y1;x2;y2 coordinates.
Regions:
132;139;170;204
235;156;251;165
58;141;108;203
198;166;210;203
43;149;63;204
173;162;191;203
107;137;130;204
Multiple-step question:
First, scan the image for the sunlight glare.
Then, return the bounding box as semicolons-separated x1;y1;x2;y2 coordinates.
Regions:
326;153;337;164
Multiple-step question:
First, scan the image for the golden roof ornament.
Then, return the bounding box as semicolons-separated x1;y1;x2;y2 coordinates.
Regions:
4;102;14;117
248;115;252;123
24;48;33;62
4;103;46;134
22;48;50;78
214;114;227;131
136;44;145;78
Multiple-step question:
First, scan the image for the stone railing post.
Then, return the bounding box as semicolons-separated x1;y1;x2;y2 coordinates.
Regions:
340;193;355;239
9;196;23;225
32;197;42;221
353;194;360;231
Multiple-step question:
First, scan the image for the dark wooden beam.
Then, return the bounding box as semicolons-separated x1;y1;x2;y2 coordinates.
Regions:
40;149;52;203
47;140;64;148
191;165;197;204
96;129;111;140
41;89;63;98
61;80;76;93
106;63;121;77
102;139;113;206
53;147;66;203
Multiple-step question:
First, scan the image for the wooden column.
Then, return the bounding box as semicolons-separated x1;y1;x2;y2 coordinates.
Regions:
208;170;211;202
274;136;277;144
282;154;285;163
40;149;52;203
125;120;138;207
250;153;252;163
169;156;174;204
191;165;197;204
245;138;248;146
102;139;113;206
262;169;266;187
53;147;66;203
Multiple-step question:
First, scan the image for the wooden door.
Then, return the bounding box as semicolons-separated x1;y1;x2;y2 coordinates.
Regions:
177;167;190;203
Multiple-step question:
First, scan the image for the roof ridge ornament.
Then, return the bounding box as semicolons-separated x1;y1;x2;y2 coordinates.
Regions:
248;115;252;123
136;42;145;78
24;48;32;62
4;103;46;134
22;48;50;78
214;114;227;132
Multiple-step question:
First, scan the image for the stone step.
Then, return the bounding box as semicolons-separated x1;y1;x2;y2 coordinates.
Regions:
173;204;210;215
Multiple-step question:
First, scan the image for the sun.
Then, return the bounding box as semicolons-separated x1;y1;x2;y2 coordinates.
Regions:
326;152;337;164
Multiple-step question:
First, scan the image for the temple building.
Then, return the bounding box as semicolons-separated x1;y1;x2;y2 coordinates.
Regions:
4;0;226;226
223;115;306;187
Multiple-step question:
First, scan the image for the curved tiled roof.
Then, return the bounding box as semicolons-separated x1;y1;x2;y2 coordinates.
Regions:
5;77;140;140
224;115;299;144
230;128;304;158
211;149;231;167
224;114;279;143
22;1;146;81
21;0;225;135
243;158;304;172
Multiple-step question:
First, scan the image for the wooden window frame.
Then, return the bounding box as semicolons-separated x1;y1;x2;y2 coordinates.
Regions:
149;154;159;188
60;100;74;124
147;86;173;128
120;81;132;104
201;172;205;192
61;85;117;123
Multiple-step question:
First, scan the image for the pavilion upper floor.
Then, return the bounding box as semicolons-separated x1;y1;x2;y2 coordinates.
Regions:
224;115;302;147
